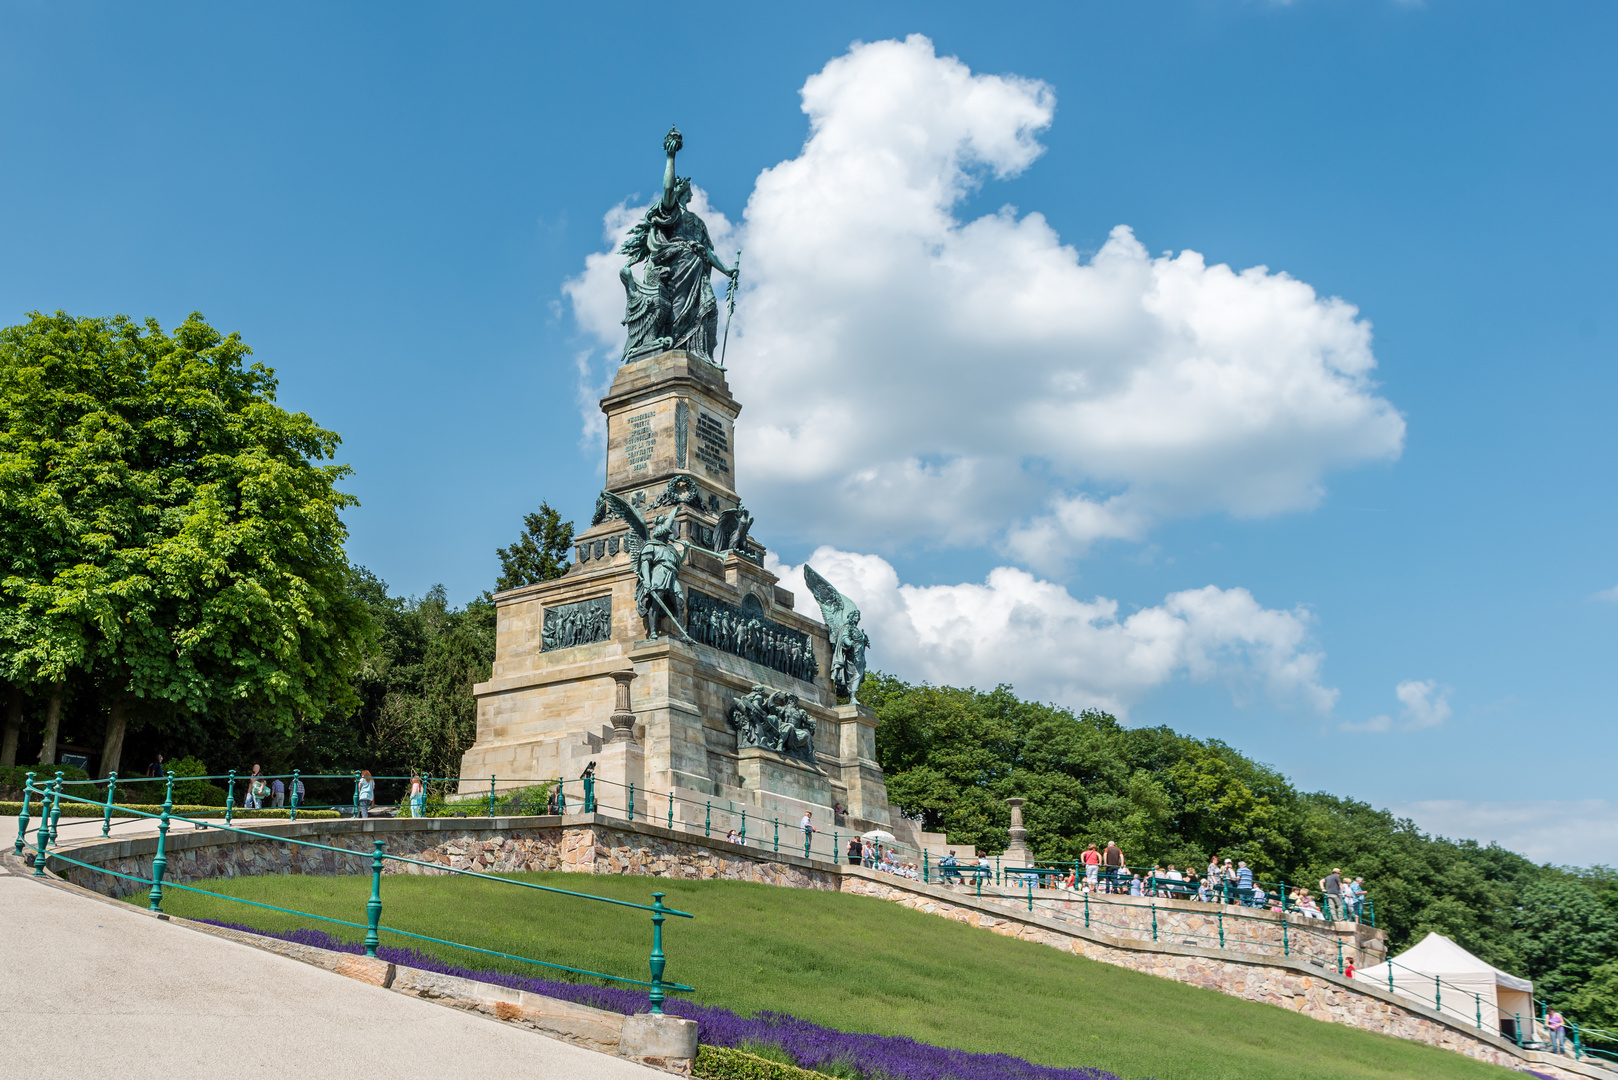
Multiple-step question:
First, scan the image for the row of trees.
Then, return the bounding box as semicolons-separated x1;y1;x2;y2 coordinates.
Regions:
0;311;371;776
862;673;1618;1025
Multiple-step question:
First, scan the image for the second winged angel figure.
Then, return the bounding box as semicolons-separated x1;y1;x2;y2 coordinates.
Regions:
803;563;870;705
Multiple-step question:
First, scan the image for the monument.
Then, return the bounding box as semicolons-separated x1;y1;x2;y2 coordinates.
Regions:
457;128;895;841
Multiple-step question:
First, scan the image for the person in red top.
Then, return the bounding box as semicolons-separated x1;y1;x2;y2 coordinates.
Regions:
1081;843;1101;892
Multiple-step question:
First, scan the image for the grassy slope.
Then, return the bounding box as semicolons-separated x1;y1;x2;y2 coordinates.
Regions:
140;873;1519;1080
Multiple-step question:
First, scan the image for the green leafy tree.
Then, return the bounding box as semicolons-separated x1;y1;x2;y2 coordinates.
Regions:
0;311;374;775
493;502;574;591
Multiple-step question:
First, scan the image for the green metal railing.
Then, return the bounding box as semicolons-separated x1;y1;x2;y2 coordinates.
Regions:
18;775;695;1013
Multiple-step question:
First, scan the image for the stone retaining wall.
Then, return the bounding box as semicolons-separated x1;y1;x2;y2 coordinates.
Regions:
981;889;1383;969
52;815;837;899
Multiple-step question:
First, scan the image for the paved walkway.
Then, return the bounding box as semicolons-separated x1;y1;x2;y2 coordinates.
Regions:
0;862;667;1079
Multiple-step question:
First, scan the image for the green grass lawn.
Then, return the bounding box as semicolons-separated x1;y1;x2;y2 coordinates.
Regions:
139;872;1520;1080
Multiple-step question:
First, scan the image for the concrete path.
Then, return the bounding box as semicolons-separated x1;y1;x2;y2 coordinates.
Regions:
0;862;668;1080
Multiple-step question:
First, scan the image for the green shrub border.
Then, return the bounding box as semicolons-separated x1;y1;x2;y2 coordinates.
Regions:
694;1046;826;1080
0;802;339;820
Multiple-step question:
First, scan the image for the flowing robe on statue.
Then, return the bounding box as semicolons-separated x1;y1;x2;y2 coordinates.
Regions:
644;203;722;363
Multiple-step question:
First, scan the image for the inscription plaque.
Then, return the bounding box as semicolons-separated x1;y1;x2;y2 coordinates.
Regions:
695;410;730;477
625;409;656;471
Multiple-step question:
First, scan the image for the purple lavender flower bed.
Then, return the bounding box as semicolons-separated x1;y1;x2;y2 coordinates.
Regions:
200;920;1129;1080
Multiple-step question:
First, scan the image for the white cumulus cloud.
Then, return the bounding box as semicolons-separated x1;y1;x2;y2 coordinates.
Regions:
565;35;1406;565
1341;678;1452;734
767;546;1337;717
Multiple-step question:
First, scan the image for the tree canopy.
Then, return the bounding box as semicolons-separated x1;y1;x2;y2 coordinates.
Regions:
0;310;373;772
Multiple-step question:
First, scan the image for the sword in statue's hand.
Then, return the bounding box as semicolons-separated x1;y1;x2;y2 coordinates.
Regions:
718;249;740;370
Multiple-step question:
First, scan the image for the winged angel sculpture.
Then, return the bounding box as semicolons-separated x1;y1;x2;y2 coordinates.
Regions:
599;491;689;640
619;127;739;365
803;564;870;705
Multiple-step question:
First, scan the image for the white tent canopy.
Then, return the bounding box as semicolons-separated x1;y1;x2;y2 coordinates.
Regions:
1356;932;1534;1033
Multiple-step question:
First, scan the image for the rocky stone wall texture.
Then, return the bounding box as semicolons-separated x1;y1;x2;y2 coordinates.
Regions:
972;889;1382;968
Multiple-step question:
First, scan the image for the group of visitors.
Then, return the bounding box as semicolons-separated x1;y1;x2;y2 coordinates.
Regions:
232;766;429;818
1062;843;1368;920
843;835;922;878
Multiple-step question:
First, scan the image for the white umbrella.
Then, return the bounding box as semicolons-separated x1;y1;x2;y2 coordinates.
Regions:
861;829;896;841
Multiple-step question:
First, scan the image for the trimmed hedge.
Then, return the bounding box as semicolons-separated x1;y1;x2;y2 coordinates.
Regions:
0;802;339;820
695;1047;826;1080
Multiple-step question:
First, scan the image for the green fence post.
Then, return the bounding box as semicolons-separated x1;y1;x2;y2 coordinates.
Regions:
488;775;496;817
365;839;385;958
1218;908;1225;948
773;818;779;853
705;801;711;837
1514;1013;1522;1048
1337;939;1343;974
290;770;300;821
628;782;635;821
667;790;674;830
1574;1022;1583;1060
146;774;174;906
1475;993;1482;1030
978;868;984;899
584;774;595;814
996;855;1001;886
101;772;118;838
648;891;669;1015
14;772;35;855
1388;963;1394;995
225;769;235;826
1282;912;1289;957
1083;891;1089;927
740;809;747;846
804;825;811;859
1028;878;1034;912
1151;902;1158;941
31;777;53;876
48;771;63;843
355;771;362;812
1435;975;1441;1014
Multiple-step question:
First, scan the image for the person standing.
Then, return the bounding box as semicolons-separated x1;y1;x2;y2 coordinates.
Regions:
146;754;165;778
800;811;815;850
409;772;426;818
1548;1009;1567;1055
1103;841;1125;893
271;777;285;809
847;836;862;866
1321;868;1344;921
244;764;263;809
357;770;375;819
1082;843;1102;892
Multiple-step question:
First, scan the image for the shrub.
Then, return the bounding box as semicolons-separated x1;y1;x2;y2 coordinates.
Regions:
697;1046;824;1080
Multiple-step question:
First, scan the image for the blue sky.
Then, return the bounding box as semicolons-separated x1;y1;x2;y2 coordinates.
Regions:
2;2;1614;863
